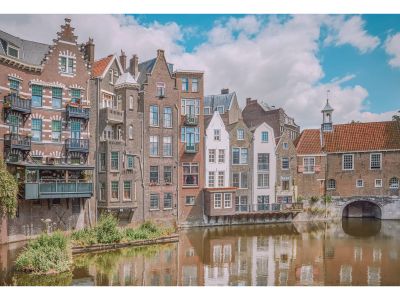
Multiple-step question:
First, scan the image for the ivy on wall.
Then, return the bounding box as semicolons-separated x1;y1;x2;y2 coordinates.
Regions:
0;158;18;217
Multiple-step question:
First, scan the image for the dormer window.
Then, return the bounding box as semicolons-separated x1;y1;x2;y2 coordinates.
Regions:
7;44;19;58
156;82;166;97
204;107;211;115
216;106;224;114
60;56;74;74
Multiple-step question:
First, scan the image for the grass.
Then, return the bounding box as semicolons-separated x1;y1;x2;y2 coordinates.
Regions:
15;231;72;275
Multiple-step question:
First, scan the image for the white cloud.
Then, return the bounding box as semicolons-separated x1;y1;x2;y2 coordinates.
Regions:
324;15;380;53
0;14;392;128
385;33;400;68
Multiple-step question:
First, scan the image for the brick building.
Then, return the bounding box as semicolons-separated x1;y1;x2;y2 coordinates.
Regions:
90;52;143;225
0;19;95;243
175;70;205;226
295;100;400;200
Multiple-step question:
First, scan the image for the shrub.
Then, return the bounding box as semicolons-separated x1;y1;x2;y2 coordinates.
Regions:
96;213;122;244
71;228;97;246
0;158;18;217
309;196;319;205
323;195;332;204
124;228;150;241
139;221;158;233
15;231;71;274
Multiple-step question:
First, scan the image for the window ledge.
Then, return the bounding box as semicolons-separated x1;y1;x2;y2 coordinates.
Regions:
163;208;173;211
183;185;199;188
149;208;160;211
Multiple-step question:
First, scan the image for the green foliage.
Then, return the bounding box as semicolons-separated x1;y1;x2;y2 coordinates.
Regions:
309;196;320;205
96;213;122;244
392;111;400;122
140;221;158;233
71;228;97;246
0;158;18;217
12;271;73;286
15;231;71;274
296;196;304;203
323;195;332;204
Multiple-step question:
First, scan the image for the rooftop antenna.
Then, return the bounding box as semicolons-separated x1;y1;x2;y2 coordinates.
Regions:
326;89;330;104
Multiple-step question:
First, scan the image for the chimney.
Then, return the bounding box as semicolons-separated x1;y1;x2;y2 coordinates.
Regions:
129;54;139;77
157;49;165;57
119;50;127;71
221;88;229;94
84;37;95;65
246;97;252;105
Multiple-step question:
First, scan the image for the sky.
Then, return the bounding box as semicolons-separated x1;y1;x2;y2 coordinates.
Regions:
0;14;399;128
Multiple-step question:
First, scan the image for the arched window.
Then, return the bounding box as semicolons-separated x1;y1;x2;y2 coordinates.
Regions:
327;179;336;190
129;125;133;140
389;177;399;189
129;95;134;110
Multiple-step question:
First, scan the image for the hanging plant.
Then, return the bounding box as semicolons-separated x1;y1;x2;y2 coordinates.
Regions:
0;158;18;218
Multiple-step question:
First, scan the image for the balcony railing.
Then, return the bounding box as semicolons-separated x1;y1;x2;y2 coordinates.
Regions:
184;115;198;126
3;94;31;114
100;107;124;124
184;143;199;154
24;180;93;200
66;105;90;120
4;134;31;151
235;203;282;213
65;138;89;153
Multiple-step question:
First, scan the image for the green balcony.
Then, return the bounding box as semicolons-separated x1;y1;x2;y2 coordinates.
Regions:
24;181;93;200
184;143;199;154
184;115;198;126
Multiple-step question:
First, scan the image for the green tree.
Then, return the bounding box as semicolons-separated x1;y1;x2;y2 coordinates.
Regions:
0;158;18;217
393;110;400;122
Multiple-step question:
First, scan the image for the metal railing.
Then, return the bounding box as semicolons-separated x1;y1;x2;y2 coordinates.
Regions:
66;105;90;119
184;115;198;126
235;203;282;213
101;107;124;123
4;133;32;150
25;179;93;199
184;143;199;153
65;138;89;152
4;94;31;113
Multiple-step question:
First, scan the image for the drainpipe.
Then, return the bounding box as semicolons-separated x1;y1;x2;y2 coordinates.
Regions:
174;103;179;226
141;108;145;222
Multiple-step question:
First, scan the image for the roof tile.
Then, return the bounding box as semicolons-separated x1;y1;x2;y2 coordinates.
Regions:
91;55;113;78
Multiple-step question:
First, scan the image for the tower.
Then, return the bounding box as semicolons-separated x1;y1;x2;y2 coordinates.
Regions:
321;91;334;132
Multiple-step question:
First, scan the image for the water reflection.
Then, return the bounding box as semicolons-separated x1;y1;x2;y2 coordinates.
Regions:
1;219;400;286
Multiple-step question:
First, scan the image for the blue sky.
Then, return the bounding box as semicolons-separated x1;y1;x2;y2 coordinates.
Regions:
134;14;400;116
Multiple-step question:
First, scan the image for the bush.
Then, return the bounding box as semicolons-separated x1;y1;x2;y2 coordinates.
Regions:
15;231;71;274
71;228;97;246
124;228;150;241
0;158;18;217
95;214;122;244
309;196;319;205
139;221;158;233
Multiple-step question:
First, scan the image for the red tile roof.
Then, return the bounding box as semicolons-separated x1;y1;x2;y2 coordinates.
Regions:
324;121;400;152
295;121;400;154
91;55;113;78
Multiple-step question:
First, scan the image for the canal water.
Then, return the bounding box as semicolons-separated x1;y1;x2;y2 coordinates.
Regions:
1;219;400;286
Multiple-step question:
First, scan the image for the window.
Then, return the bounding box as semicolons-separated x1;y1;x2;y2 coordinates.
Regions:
327;179;336;190
52;87;62;109
375;179;382;188
370;153;382;170
208;171;215;187
60;56;74;74
150;166;159;184
218;149;225;163
51;120;62;142
111;181;119;199
257;173;269;188
109;69;114;84
99;183;106;201
214;129;221;141
31;85;42;107
9;79;20;94
192;78;199;92
97;153;106;171
216;106;224;114
150;135;159;156
71;89;81;103
185;196;195;205
150;105;159;126
237;129;244;140
111;152;119;171
182;78;189;91
8;115;19;134
303;157;315;173
283;142;289;150
218;171;225;187
261;131;269;143
389;177;399;189
281;157;289;170
163;107;172;128
181;127;200;143
356;179;364;188
204;107;211;115
183;163;199;186
31;118;42;142
181;99;200;116
127;155;134;170
214;193;222;209
129;95;134;110
343;154;354;170
241;173;248;189
232;148;248;164
164;193;173;209
164;166;172;184
208;149;216;163
150;193;159;210
232;173;240;188
124;181;132;200
224;194;232;208
162;136;173;157
7;44;19;58
156;82;165;97
281;176;290;191
257;195;269;205
258;153;269;171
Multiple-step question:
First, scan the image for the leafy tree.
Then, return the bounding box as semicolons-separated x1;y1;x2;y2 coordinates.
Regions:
393;111;400;122
0;158;18;217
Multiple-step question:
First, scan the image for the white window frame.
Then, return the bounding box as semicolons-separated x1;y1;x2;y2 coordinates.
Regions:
208;171;215;187
375;179;382;188
281;157;289;170
214;193;222;209
218;171;225;187
214;129;221;141
342;154;354;171
208;149;216;163
156;82;166;97
224;193;232;208
163;136;173;157
129;95;134;110
204;106;211;115
218;149;225;163
261;131;269;143
370;153;382;170
356;179;364;188
303;157;315;174
237;129;244;140
191;78;199;93
185;196;195;206
389;177;399;189
216;106;224;114
327;179;336;190
7;44;19;58
129;125;133;140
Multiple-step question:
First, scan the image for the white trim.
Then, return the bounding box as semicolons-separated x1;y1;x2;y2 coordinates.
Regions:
342;153;354;171
370;152;382;170
356;179;364;188
374;179;383;188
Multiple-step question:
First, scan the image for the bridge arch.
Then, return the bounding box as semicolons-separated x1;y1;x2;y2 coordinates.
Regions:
342;200;382;219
